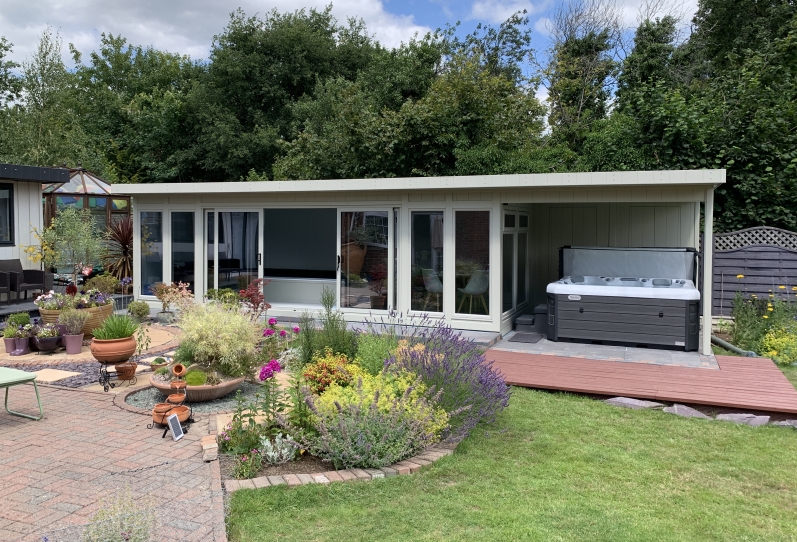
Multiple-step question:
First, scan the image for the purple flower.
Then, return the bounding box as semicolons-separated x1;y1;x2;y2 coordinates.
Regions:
268;317;278;326
263;328;275;337
279;329;287;338
258;359;282;381
293;326;300;334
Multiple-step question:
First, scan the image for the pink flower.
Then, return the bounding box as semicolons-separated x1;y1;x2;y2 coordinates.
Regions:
293;326;300;334
81;266;93;276
279;329;287;338
263;328;275;337
268;317;278;326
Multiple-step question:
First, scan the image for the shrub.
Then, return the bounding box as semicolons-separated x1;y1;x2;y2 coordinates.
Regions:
173;340;196;366
302;385;444;470
762;323;797;366
317;371;449;436
295;287;357;368
356;332;399;376
6;312;30;327
86;273;119;295
303;348;363;394
218;391;269;455
259;432;298;465
179;303;261;378
155;366;168;375
260;317;299;362
185;370;208;386
231;451;263;480
57;308;90;335
207;288;240;306
92;315;138;340
731;292;797;353
150;281;193;312
385;321;510;442
127;300;151;321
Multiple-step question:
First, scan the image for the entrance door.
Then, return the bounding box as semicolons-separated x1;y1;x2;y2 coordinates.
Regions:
204;210;262;295
338;209;392;311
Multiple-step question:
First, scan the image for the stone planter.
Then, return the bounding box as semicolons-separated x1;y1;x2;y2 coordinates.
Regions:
62;333;84;355
90;336;136;363
39;304;113;336
156;311;175;324
149;375;245;403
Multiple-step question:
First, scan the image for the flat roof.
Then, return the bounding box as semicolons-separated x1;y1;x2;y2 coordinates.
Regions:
0;163;70;183
114;169;725;195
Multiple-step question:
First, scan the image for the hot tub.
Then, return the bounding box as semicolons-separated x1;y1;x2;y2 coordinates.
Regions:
546;248;700;351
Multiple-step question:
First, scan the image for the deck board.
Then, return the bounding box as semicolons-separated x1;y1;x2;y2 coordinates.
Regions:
487;351;797;413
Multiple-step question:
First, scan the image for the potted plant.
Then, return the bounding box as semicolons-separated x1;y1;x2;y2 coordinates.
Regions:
149;303;260;402
127;300;151;323
3;312;30;353
150;282;193;324
150;356;168;370
58;308;90;355
368;263;388;309
8;325;30;356
34;323;61;353
90;314;138;364
36;289;114;335
35;207;106;287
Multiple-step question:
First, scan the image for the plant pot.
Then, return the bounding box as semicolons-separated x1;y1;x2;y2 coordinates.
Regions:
90;336;136;363
115;361;137;380
172;364;187;377
340;242;367;276
156;311;174;324
39;304;114;336
150;361;167;370
167;393;185;404
62;333;84;355
170;380;186;391
150;375;245;403
170;405;190;422
3;337;16;354
35;336;61;353
11;337;30;356
369;295;387;310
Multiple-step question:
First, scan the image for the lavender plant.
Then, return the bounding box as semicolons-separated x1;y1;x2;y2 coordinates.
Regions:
379;313;511;442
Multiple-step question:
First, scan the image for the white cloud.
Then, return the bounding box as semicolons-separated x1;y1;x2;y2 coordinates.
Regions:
468;0;548;24
0;0;430;67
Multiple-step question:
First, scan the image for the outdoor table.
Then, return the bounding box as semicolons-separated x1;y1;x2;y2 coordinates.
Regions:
0;367;43;420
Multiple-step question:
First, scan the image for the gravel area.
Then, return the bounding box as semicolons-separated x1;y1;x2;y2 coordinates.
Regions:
125;381;263;413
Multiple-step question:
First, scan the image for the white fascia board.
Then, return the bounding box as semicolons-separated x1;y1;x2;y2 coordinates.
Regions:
112;170;726;196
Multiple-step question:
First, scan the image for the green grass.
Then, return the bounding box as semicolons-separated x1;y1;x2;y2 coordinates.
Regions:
228;388;797;541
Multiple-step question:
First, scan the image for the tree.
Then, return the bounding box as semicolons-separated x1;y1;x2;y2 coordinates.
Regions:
0;37;21;107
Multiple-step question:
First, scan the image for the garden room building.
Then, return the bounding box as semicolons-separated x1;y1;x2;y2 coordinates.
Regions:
119;169;724;355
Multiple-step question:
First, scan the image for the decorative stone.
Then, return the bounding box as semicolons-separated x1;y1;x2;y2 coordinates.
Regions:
716;413;770;426
604;397;664;409
771;420;797;428
662;404;711;419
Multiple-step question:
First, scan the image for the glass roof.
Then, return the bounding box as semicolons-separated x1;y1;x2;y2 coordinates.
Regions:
43;168;112;195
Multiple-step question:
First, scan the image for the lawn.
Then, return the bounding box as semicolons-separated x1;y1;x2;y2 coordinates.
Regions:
228;387;797;541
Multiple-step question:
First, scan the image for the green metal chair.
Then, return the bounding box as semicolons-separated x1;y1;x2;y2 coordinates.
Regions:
0;367;43;420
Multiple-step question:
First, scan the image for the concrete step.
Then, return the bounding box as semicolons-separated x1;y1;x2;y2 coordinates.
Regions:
515;314;535;326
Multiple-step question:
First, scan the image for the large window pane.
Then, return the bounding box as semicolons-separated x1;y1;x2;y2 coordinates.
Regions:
455;211;490;315
218;212;259;290
263;209;336;279
502;233;514;312
206;212;215;290
88;196;107;230
341;211;389;309
141;212;163;296
517;232;527;307
0;184;12;244
172;212;195;292
411;211;444;312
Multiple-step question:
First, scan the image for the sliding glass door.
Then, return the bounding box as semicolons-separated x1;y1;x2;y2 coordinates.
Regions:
339;209;392;311
204;210;262;293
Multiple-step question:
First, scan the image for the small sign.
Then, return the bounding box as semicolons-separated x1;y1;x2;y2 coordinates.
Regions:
567;295;581;301
167;414;184;442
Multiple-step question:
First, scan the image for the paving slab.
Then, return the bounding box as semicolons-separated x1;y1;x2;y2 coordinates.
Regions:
662;404;711;419
604;397;664;409
33;369;81;383
716;413;770;426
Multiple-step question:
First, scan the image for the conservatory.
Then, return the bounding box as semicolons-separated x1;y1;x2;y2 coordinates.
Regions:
118;169;724;355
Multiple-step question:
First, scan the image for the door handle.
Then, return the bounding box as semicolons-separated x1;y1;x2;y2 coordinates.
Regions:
337;255;341;271
257;253;261;265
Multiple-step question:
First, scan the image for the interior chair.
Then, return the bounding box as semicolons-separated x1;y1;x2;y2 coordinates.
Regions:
0;260;46;304
421;269;443;311
457;269;489;314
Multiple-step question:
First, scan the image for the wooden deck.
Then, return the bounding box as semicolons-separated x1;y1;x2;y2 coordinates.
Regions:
487;350;797;414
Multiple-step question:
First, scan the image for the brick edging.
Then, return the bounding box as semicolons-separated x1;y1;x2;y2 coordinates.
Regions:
221;442;458;493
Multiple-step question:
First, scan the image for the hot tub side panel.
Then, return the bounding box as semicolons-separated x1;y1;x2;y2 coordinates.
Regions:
547;294;699;351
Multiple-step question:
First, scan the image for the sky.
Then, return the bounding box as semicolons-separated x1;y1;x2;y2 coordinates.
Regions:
0;0;698;67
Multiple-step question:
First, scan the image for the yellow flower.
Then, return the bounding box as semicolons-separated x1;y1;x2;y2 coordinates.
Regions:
763;315;769;319
792;287;797;291
779;285;786;289
769;294;775;298
768;307;774;312
736;274;745;279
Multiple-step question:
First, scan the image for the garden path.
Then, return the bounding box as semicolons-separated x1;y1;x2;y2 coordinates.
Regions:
0;384;226;541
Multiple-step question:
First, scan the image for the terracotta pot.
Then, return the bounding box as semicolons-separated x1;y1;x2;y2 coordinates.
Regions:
370;295;387;310
35;336;61;353
90;336;136;363
150;361;168;370
3;337;16;354
62;334;84;355
153;402;172;413
170;380;186;391
11;337;30;356
115;361;137;380
167;393;185;404
39;304;113;336
169;405;190;422
172;364;187;377
150;374;245;403
340;242;367;276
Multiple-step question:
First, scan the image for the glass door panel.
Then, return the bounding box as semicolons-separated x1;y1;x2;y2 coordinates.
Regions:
140;211;163;296
217;212;260;291
411;211;444;312
172;212;195;292
340;211;390;310
516;232;527;307
502;233;514;313
205;211;216;292
455;211;490;315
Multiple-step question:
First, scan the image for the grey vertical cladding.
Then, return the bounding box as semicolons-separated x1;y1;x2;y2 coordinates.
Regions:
547;294;699;351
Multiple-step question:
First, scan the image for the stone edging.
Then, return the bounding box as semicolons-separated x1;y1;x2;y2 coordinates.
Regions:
220;442;458;493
